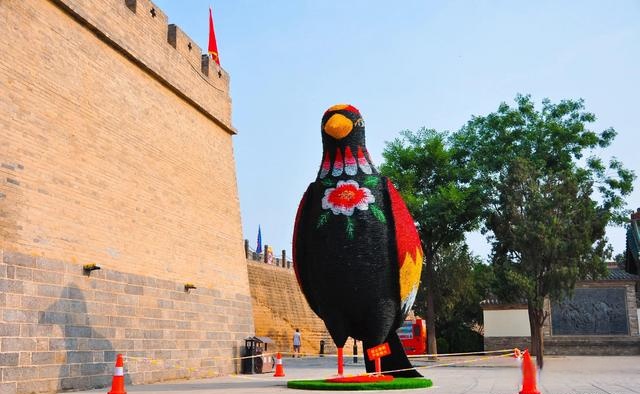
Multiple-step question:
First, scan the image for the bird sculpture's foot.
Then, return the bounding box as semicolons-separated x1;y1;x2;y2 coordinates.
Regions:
337;347;344;376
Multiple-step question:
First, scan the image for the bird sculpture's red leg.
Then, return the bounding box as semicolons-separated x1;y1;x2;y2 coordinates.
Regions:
337;347;344;376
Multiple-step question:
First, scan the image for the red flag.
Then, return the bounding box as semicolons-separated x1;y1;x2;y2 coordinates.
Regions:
208;6;220;66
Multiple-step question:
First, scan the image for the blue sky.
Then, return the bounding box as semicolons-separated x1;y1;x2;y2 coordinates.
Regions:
154;0;639;260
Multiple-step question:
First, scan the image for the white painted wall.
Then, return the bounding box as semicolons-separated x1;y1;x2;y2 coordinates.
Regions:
483;309;531;337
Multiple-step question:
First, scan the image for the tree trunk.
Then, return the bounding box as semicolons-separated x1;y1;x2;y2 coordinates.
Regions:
425;248;437;358
527;304;545;369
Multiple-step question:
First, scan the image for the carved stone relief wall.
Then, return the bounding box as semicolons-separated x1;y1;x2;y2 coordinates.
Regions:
551;288;628;335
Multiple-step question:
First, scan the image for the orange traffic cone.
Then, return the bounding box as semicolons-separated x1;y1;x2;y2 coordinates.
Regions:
274;352;285;377
107;354;127;394
519;350;540;394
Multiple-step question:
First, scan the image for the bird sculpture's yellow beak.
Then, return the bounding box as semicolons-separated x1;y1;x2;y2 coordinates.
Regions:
323;113;353;139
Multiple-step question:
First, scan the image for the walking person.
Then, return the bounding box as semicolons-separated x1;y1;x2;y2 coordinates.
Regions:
293;328;302;357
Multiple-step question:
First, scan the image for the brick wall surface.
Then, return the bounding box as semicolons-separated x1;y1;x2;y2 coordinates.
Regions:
247;261;362;357
0;0;252;392
483;336;532;353
0;0;246;293
544;336;640;356
54;0;233;129
1;251;253;394
484;335;640;355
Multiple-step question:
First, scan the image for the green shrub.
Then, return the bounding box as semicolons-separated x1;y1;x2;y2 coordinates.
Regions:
436;337;450;354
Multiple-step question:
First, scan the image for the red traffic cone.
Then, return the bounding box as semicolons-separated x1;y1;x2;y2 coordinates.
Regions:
519;350;540;394
274;352;285;377
107;354;127;394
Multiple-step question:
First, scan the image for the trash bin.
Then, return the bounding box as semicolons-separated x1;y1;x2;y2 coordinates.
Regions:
242;336;275;374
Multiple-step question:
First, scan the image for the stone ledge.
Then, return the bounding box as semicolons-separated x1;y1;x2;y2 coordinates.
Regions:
545;336;640;355
485;335;640;355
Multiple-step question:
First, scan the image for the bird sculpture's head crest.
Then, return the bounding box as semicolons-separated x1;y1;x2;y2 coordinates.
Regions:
322;104;365;140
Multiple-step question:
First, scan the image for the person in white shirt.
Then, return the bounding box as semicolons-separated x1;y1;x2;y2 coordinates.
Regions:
293;328;301;357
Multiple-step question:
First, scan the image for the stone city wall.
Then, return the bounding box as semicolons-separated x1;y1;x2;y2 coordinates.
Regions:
247;260;362;357
1;251;252;393
0;0;250;393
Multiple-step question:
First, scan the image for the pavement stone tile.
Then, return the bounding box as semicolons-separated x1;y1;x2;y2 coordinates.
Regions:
70;355;640;394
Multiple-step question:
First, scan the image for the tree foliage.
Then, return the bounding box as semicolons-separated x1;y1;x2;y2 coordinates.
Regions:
380;128;485;354
452;95;635;367
413;242;493;352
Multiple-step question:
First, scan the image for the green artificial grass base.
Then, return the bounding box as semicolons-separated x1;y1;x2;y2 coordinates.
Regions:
286;377;433;391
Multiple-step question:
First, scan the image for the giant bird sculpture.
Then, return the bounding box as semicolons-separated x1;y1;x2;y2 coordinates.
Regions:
293;104;423;377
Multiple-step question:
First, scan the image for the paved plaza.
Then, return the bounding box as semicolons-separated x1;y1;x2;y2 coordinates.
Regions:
72;355;639;394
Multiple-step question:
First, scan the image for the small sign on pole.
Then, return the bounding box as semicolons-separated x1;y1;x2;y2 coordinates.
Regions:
366;343;391;360
366;342;391;376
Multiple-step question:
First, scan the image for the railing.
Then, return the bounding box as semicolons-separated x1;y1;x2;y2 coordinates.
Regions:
244;239;293;269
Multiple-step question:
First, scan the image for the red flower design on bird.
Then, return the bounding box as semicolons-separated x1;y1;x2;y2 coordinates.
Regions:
322;180;375;216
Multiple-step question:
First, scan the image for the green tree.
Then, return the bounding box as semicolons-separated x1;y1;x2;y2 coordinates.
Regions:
453;95;635;368
380;128;485;355
413;242;493;353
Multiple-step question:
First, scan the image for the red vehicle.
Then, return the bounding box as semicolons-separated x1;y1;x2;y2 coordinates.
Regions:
397;318;427;355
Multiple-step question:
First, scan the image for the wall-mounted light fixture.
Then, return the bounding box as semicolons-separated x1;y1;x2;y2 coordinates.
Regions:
83;263;101;276
184;283;197;292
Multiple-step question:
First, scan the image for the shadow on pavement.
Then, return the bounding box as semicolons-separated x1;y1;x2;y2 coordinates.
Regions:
124;379;286;392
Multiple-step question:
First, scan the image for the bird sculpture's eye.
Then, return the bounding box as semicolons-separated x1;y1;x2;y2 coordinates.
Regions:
354;118;365;127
